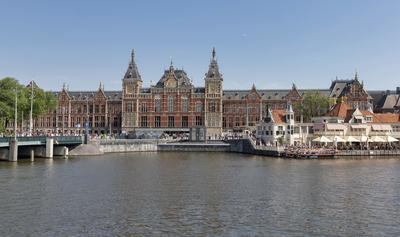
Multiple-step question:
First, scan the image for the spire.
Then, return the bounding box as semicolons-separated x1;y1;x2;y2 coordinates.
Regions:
205;47;222;80
124;49;141;81
212;47;216;60
251;83;256;91
292;83;297;90
169;59;174;71
354;70;359;81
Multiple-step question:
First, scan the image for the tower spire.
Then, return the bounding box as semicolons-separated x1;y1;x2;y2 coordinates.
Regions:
124;49;141;81
205;47;222;80
354;69;359;81
212;47;216;60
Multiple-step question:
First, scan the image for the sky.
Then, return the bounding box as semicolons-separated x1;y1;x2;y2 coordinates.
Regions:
1;0;399;91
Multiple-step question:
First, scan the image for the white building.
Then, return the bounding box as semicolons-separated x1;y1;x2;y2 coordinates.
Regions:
256;104;313;145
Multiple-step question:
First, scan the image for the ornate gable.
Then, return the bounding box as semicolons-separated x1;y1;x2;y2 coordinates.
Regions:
58;84;70;101
246;84;261;100
95;83;107;101
285;83;302;102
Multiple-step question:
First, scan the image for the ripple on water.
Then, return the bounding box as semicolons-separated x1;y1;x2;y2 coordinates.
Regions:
0;153;400;236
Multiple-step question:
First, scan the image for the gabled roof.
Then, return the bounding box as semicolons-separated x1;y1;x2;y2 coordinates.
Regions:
328;102;350;118
373;113;400;123
271;109;286;124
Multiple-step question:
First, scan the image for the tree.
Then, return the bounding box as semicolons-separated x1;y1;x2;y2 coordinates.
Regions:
294;92;330;122
0;77;56;133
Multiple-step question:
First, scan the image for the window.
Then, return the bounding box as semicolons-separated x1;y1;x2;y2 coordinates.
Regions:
181;96;189;112
168;116;175;127
155;116;161;127
196;102;203;112
168;96;174;112
181;116;188;127
155;96;161;112
140;103;148;113
235;117;240;127
126;102;133;112
209;101;216;112
195;116;203;126
222;117;226;128
140;116;147;127
95;105;99;113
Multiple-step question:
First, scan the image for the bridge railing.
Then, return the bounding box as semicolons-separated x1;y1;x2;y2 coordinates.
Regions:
0;136;83;144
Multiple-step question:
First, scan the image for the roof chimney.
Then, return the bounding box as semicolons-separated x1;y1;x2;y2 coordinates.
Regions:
396;87;400;94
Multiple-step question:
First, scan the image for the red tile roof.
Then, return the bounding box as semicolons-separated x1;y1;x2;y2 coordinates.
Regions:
328;102;350;118
271;109;286;124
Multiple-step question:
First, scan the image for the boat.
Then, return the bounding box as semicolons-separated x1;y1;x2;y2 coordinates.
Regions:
284;148;336;159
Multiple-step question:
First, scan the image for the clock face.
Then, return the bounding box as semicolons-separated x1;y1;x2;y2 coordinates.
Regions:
208;84;217;93
126;85;133;94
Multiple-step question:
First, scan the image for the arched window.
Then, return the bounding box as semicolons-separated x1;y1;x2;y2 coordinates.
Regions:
196;102;203;112
154;95;161;112
168;96;174;112
181;96;189;112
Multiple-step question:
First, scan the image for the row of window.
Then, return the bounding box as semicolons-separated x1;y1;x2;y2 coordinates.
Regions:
139;116;204;127
58;104;121;114
126;100;206;113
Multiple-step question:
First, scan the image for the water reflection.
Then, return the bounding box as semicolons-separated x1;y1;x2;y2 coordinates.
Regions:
0;153;400;236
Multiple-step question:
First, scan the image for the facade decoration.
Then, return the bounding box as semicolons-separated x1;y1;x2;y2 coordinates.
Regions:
14;49;397;138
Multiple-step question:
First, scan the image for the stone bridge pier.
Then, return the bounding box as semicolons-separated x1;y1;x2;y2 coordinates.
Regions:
0;136;83;162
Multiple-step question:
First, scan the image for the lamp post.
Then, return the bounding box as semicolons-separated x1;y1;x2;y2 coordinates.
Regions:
14;88;18;139
29;81;34;136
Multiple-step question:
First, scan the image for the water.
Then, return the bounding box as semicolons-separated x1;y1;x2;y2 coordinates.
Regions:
1;153;400;237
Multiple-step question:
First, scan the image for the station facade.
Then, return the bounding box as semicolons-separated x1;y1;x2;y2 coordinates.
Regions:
31;49;379;137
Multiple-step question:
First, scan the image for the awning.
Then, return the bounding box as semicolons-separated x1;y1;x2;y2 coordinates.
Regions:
326;124;347;130
351;124;368;129
371;124;392;131
370;136;386;142
333;136;346;142
387;136;399;142
346;136;360;142
313;136;332;143
359;135;368;142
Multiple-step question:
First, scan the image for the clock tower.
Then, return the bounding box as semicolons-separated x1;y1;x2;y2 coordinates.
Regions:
204;48;223;138
122;49;142;133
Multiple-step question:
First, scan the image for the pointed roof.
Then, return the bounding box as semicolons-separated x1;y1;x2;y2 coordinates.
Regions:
328;101;350;118
285;83;302;100
124;49;141;81
155;60;193;88
205;47;223;80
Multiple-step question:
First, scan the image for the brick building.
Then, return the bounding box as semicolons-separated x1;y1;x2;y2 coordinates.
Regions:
21;49;390;137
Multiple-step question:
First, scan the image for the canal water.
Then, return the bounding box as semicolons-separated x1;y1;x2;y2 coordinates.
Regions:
1;152;400;237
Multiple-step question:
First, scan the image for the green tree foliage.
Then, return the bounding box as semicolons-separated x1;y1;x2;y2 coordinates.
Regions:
294;92;330;122
0;77;56;132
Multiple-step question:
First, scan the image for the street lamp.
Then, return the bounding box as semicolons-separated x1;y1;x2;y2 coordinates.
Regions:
14;88;18;139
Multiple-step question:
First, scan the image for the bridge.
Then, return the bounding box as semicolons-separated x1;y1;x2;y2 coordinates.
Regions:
0;136;83;161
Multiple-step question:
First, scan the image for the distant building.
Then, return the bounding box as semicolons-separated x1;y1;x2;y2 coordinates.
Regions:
8;49;398;139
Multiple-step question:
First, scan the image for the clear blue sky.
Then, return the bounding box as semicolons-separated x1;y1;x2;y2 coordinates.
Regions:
1;0;399;91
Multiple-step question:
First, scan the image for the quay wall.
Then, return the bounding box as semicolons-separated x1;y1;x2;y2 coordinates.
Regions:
226;139;283;157
98;139;158;153
158;142;230;152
